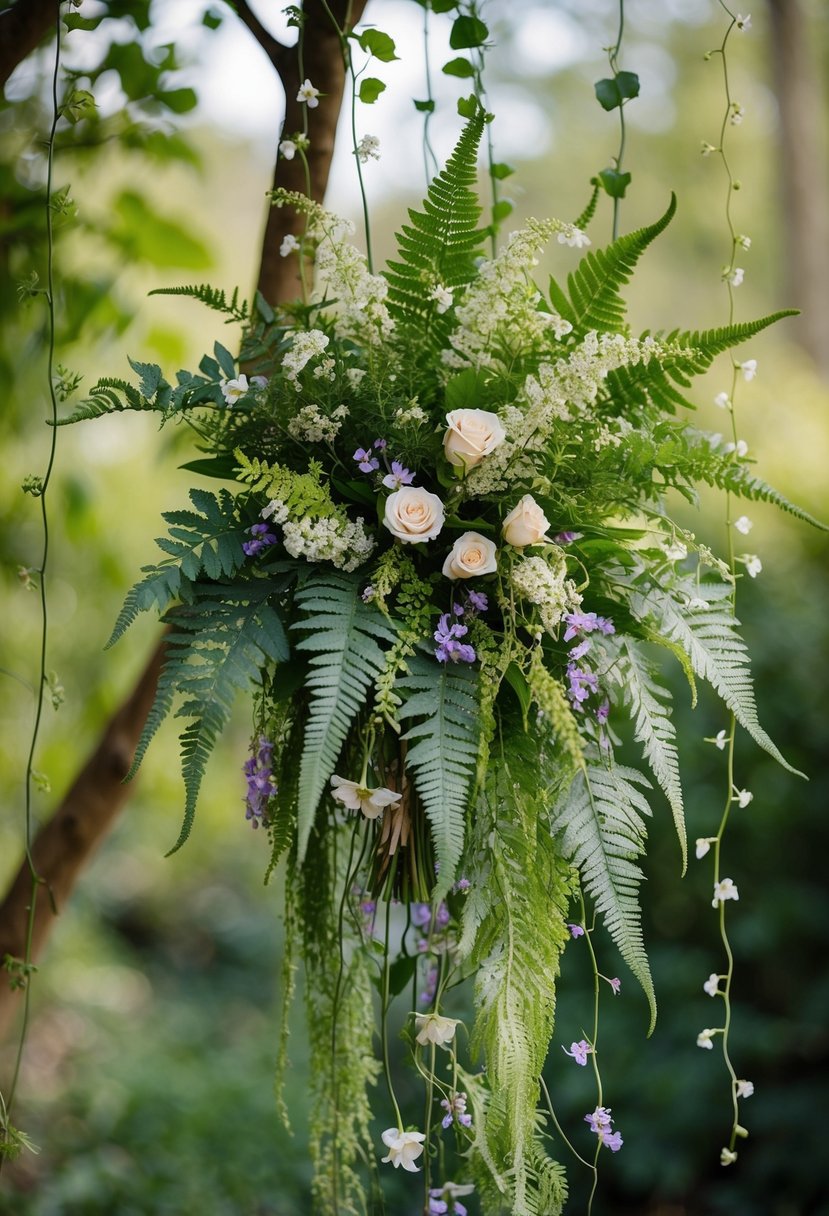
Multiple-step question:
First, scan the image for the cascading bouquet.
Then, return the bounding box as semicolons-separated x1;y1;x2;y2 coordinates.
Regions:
63;105;819;1214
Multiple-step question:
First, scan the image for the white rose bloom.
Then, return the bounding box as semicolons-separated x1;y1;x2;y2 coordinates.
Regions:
383;486;445;544
443;408;506;470
380;1128;426;1172
442;531;498;580
330;776;401;820
502;495;551;547
414;1013;460;1048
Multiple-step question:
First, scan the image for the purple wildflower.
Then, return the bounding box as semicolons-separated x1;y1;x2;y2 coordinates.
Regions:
567;663;599;704
602;1129;624;1152
373;437;387;450
455;877;471;893
429;1193;469;1216
411;902;432;928
243;736;277;827
353;446;380;473
563;610;616;640
436;901;450;928
361;584;375;603
440;1092;473;1130
554;530;582;544
585;1106;624;1151
567;923;585;939
609;976;621;995
466;589;488;614
569;638;592;661
434;613;476;664
242;522;278;557
597;700;610;725
420;965;439;1006
381;460;416;490
563;1039;593;1066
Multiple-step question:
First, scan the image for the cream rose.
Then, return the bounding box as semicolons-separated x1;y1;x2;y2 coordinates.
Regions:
501;495;551;547
442;531;498;580
383;486;445;543
443;408;506;470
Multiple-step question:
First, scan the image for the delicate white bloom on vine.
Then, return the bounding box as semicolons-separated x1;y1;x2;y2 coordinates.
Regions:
282;328;330;382
713;877;740;907
733;787;754;808
279;139;297;160
443;532;498;580
394;400;428;426
444;409;506;470
738;553;762;578
287;402;347;444
296;78;320;107
330;776;402;820
700;141;717;157
724;438;749;457
695;837;715;859
510;551;576;636
380;1128;426;1171
430;284;454;314
708;729;728;750
714;391;731;410
219;374;249;404
735;13;751;31
720;1147;738;1166
734;515;753;535
730;102;745;126
726;266;745;287
736;1079;755;1098
280;233;300;257
556;222;591;248
414;1013;461;1047
662;539;688;562
355;133;380;163
502;495;551;547
703;973;721;997
737;232;752;249
697;1028;717;1049
741;358;758;380
383;486;445;543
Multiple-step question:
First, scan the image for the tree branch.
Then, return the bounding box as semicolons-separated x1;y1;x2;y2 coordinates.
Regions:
0;0;60;94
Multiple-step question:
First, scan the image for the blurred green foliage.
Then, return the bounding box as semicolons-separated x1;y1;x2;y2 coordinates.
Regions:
1;2;827;1214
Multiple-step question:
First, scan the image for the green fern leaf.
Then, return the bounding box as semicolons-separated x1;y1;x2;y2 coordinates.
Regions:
552;763;656;1031
148;282;249;322
616;639;687;871
106;565;187;648
550;194;676;338
293;573;396;865
398;654;480;899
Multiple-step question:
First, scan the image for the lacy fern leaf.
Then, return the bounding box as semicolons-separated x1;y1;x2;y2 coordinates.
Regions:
552;763;656;1030
398;654;480;899
293;572;396;864
148;282;249;322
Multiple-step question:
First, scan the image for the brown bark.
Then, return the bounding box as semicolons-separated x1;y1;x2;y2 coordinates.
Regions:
0;0;369;1037
0;0;60;94
767;0;829;376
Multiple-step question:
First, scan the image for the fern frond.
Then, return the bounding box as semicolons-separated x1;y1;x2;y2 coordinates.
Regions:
616;639;686;871
293;573;396;864
385;107;486;349
56;373;170;425
631;579;802;774
552;763;656;1031
398;654;480;899
148;282;249;322
549;194;676;337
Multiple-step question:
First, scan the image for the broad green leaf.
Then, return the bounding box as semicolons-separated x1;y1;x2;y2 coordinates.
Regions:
442;56;476;78
450;15;489;48
358;77;387;104
357;29;399;61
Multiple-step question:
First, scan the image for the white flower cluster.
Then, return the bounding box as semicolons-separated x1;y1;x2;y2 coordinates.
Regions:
444;219;585;371
282;329;330;386
510;551;579;635
394;400;428;426
314;222;394;346
287;402;348;444
282;512;374;572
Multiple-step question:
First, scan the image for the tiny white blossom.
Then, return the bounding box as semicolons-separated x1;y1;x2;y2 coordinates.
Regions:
330;776;402;820
414;1013;461;1048
738;553;762;578
296;78;320;107
380;1128;426;1172
355;134;380;163
712;876;739;907
737;233;752;249
696;837;715;859
697;1028;716;1049
730;103;745;126
700;141;717;157
735;13;751;30
708;432;723;448
556;223;591;249
219;374;249;404
724;438;749;457
280;233;300;257
704;973;721;997
734;515;753;535
430;284;454;314
720;1147;738;1166
713;391;731;410
544;311;573;339
733;788;754;808
736;1078;755;1098
279;139;297;160
707;729;728;750
662;539;688;562
726;266;745;287
740;358;758;380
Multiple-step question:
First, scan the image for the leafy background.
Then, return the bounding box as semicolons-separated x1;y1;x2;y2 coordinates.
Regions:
1;1;827;1213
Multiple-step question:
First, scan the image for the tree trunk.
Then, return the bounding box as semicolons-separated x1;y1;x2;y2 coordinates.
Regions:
0;0;60;93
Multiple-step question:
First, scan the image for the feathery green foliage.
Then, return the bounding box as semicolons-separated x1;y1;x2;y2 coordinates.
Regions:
293;572;397;864
148;281;250;321
552;763;656;1030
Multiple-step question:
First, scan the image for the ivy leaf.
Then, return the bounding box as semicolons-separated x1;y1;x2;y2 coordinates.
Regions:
490;161;515;180
450;15;489;48
413;98;435;113
359;77;387;104
60;89;97;124
357;29;399;62
457;94;479;118
598;167;632;198
492;199;513;223
594;71;640;112
442;56;476;78
203;10;223;29
63;14;102;31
